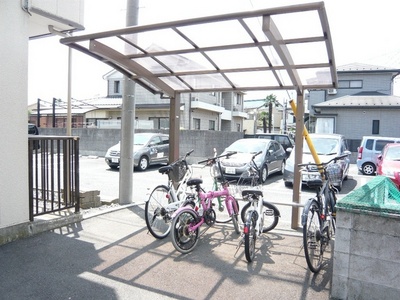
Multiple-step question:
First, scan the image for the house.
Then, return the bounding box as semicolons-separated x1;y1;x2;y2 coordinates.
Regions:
1;1;84;240
29;69;248;132
308;63;400;150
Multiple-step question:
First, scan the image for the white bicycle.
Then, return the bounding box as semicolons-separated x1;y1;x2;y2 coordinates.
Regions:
145;149;196;239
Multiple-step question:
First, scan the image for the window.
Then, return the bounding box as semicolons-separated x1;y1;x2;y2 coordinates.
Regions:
194;118;200;130
149;117;169;129
114;81;120;93
376;140;394;152
372;120;379;134
338;80;363;89
315;117;335;134
209;120;215;130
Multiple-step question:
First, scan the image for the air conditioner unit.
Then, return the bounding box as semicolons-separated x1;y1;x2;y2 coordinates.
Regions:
327;88;337;95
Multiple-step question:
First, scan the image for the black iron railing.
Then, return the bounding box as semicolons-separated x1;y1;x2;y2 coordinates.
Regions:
28;135;80;221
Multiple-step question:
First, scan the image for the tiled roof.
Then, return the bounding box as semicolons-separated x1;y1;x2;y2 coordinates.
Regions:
337;62;400;72
313;95;400;108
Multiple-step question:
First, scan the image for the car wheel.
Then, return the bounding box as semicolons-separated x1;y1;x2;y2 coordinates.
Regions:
137;156;149;171
284;181;292;188
110;165;118;170
361;162;376;176
259;165;268;183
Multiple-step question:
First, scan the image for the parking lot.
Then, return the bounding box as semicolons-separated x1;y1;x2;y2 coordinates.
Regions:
79;155;372;229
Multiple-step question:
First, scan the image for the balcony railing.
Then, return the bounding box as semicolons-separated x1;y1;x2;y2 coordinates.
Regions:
28;135;80;221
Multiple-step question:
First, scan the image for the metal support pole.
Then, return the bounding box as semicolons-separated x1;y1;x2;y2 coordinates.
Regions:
291;93;305;229
169;93;180;163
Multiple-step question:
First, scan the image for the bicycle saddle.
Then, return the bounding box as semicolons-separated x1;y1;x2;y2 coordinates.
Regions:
187;178;203;186
241;189;263;197
158;165;173;174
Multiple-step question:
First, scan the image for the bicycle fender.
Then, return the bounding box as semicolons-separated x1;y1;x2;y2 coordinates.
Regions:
301;199;320;226
245;210;258;227
171;206;196;219
262;200;281;217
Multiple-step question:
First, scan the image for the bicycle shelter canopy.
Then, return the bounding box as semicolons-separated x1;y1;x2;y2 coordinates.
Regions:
60;1;337;227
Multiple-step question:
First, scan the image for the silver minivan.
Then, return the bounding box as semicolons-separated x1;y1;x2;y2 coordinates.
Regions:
357;136;400;175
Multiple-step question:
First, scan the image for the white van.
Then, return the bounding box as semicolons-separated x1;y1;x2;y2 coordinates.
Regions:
357;136;400;175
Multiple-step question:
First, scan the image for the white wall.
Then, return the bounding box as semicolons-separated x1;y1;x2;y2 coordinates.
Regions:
0;1;30;227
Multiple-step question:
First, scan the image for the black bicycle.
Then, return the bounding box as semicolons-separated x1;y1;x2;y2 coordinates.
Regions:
300;154;348;273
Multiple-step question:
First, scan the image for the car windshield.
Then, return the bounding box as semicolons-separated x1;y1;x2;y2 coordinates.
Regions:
386;146;400;161
226;139;267;153
134;134;152;145
304;138;339;155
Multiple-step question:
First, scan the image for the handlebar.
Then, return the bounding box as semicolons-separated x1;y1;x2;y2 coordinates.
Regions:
198;151;237;164
251;151;262;160
298;153;348;168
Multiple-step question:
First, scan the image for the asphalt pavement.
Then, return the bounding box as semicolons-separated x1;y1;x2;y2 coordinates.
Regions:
0;162;368;299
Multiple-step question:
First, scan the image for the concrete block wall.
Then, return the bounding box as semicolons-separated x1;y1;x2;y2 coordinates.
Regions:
332;210;400;299
37;128;243;163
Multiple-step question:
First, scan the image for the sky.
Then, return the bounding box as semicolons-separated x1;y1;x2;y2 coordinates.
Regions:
28;0;400;105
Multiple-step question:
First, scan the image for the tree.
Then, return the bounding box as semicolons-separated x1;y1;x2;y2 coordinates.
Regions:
263;94;280;133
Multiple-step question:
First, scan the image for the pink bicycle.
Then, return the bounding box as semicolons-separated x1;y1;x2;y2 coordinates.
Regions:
170;151;240;254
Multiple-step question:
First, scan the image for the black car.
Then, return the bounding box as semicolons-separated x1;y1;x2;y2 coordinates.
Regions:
220;138;286;183
245;133;294;157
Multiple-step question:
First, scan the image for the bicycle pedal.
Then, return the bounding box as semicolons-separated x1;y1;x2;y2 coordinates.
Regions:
308;242;318;250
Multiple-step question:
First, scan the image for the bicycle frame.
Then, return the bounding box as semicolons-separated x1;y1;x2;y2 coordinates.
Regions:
171;151;239;232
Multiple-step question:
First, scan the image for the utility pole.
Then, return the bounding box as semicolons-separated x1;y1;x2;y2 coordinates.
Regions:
37;99;41;127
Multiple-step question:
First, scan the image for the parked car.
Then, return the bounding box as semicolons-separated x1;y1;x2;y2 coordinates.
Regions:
283;133;351;191
357;136;400;175
376;143;400;189
105;133;169;171
245;133;294;157
219;138;286;183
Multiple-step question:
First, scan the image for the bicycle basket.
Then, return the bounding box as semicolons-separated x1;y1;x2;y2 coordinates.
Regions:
169;160;187;183
326;163;342;183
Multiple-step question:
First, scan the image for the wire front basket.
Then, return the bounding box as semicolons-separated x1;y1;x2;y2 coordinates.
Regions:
326;163;342;183
169;160;188;183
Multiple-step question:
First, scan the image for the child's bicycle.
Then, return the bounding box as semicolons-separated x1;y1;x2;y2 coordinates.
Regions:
236;151;281;262
170;151;240;254
145;149;196;239
300;154;348;273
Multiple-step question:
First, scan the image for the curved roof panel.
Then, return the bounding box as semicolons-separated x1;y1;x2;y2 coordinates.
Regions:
60;1;337;97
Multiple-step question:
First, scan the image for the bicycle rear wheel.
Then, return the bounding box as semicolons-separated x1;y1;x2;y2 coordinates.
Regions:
240;201;280;232
171;209;199;254
303;200;323;273
145;185;171;239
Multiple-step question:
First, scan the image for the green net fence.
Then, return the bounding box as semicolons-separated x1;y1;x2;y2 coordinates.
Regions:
337;176;400;215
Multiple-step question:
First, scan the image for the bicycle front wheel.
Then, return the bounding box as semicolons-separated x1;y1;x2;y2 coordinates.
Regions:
171;209;199;254
230;198;240;234
244;213;257;262
214;197;240;224
145;185;171;239
303;200;323;273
